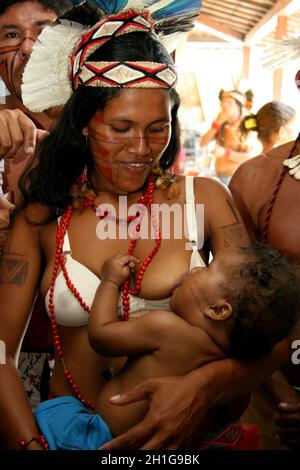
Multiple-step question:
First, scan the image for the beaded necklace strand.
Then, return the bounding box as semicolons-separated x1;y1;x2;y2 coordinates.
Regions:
48;177;160;409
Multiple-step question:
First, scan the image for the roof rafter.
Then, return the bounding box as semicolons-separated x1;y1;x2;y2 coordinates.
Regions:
245;0;300;45
196;16;244;44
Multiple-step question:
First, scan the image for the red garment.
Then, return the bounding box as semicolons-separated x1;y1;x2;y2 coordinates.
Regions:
200;423;260;450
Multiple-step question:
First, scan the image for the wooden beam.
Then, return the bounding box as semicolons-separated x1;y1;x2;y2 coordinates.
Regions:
197;16;243;44
273;16;288;100
245;0;300;45
242;46;251;80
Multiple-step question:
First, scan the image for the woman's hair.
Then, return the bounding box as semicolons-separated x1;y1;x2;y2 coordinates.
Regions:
60;2;101;25
227;244;300;361
241;101;296;144
18;31;181;221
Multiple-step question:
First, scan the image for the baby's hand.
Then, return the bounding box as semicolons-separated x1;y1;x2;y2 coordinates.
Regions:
101;254;140;287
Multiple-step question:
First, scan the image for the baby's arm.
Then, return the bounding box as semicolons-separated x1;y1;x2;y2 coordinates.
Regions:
88;255;171;357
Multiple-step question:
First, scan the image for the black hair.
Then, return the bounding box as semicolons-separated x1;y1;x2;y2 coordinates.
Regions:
18;31;181;221
227;244;300;361
60;1;101;25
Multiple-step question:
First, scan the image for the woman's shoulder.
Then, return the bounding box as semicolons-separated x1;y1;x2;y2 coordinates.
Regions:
179;175;231;205
12;203;54;231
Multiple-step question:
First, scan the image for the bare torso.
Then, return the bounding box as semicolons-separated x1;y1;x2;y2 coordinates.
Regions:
230;141;300;386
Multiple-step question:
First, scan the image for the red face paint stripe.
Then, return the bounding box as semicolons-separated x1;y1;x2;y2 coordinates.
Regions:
97;165;113;183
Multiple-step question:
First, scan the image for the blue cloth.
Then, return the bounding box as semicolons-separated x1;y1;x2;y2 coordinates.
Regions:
35;396;113;450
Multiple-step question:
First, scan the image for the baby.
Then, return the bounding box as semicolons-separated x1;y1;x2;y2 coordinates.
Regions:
35;245;300;449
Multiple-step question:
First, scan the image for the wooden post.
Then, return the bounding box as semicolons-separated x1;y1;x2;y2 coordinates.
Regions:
273;16;287;100
242;46;250;80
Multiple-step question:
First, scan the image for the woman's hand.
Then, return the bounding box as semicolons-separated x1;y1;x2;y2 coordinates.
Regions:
274;401;300;449
100;375;213;450
101;254;140;287
0;109;48;161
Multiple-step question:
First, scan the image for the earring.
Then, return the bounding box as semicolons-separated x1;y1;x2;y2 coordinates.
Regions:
79;165;88;190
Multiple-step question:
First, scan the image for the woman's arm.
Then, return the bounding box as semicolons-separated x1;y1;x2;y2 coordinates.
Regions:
0;211;43;449
195;177;250;253
200;111;228;148
214;144;252;165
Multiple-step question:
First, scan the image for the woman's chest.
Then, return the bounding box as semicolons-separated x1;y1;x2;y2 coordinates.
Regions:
40;224;204;301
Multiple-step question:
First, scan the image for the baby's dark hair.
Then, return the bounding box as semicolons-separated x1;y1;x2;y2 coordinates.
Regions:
226;244;300;361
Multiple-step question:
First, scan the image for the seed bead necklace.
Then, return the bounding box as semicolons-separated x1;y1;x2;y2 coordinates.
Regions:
48;177;161;409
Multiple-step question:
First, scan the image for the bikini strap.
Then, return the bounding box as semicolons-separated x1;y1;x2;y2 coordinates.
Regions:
185;176;199;250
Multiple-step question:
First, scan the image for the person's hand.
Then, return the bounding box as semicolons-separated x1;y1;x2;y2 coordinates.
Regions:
0;194;14;251
101;254;140;287
0;109;48;161
100;376;213;450
274;401;300;449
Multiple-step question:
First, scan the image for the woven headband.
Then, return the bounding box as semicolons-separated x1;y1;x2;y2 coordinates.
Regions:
22;2;202;111
70;10;176;90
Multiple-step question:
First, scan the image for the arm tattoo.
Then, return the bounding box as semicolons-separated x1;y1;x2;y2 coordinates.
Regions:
226;198;240;224
0;256;28;285
220;200;249;248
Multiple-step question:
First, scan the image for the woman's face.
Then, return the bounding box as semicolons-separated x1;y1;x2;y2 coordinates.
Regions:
83;88;172;194
221;96;241;120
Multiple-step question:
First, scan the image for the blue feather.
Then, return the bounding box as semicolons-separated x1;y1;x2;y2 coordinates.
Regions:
89;1;201;17
89;1;129;14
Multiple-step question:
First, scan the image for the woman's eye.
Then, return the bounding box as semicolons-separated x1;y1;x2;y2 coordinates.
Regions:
149;128;165;133
112;127;130;133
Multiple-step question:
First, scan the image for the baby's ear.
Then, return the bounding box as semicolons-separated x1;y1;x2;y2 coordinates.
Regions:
203;301;233;321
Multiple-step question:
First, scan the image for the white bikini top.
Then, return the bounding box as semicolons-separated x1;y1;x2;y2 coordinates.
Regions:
45;176;206;326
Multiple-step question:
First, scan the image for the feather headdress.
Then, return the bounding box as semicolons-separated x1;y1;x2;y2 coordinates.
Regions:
22;0;201;112
46;1;86;15
262;35;300;70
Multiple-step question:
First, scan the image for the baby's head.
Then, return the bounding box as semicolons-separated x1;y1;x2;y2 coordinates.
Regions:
170;245;300;361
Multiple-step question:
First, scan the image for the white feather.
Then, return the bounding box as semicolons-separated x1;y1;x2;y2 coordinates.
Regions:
147;0;173;14
157;30;187;53
22;21;85;112
123;0;149;10
262;37;300;70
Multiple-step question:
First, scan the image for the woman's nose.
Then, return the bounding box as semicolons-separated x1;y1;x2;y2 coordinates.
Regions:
127;133;151;156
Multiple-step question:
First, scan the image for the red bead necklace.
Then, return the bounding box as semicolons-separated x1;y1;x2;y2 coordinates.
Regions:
48;177;161;408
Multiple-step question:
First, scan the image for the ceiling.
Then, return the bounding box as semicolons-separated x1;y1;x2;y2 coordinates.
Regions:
192;0;300;45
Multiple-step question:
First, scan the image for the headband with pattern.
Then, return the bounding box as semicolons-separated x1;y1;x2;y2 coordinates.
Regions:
22;1;201;111
70;11;176;90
